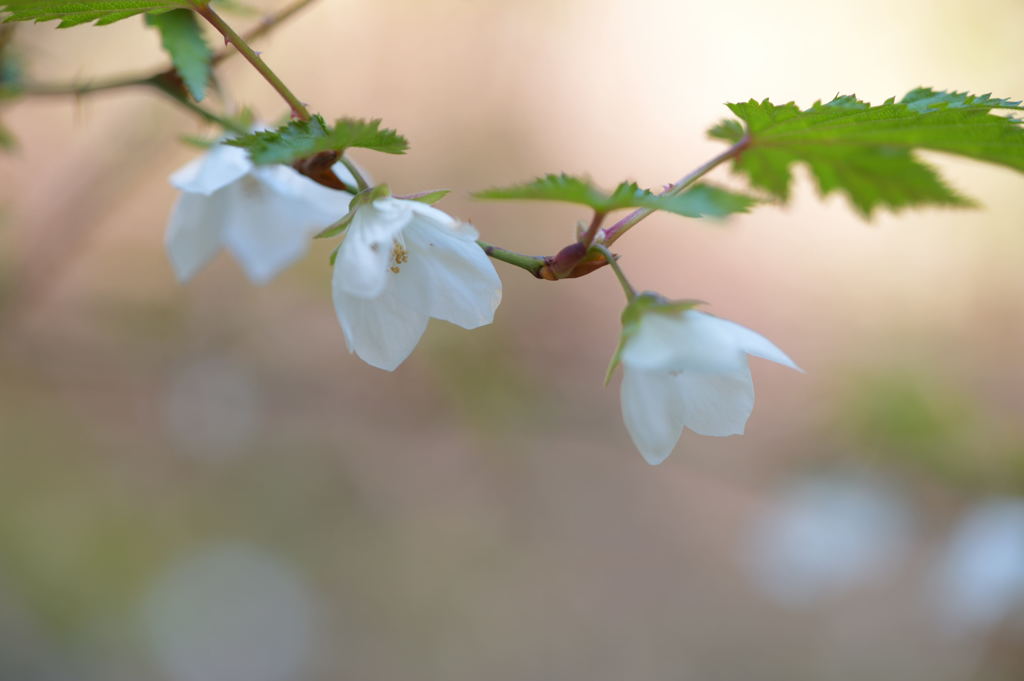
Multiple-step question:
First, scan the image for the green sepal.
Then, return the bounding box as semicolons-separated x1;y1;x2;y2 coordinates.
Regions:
226;115;408;165
399;189;450;205
314;211;355;240
145;8;211;101
475;174;756;218
710;87;1024;217
603;293;704;384
314;183;390;239
328;243;340;266
0;1;188;28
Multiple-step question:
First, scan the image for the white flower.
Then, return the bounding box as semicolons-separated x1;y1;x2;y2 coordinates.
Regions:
166;142;356;284
616;300;800;464
332;196;502;371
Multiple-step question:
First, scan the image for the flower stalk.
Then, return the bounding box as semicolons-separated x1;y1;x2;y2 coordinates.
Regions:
477;241;546;278
592;243;635;300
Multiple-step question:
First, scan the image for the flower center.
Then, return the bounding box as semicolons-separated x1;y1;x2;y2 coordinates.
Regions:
389;240;409;274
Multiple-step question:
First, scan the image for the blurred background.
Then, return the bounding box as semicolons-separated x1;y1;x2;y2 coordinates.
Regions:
1;0;1023;679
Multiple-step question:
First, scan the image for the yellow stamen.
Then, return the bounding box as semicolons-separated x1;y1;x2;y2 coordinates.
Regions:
389;241;409;274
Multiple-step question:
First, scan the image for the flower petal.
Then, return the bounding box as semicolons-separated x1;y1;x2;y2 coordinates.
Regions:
170;144;252;196
332;276;429;371
717;317;802;371
620;366;687;465
334;198;412;299
677;365;755;436
165;191;228;282
622;310;747;374
396;216;502;329
221;169;349;284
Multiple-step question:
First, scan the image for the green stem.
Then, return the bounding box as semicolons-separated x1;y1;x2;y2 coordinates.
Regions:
339;155;369;192
477;241;546;278
194;2;312;120
602;134;750;245
591;244;635;301
210;0;320;66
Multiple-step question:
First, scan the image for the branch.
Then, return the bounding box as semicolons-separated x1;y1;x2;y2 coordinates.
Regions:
210;0;319;66
2;0;319;100
601;133;751;245
477;241;546;278
194;2;311;120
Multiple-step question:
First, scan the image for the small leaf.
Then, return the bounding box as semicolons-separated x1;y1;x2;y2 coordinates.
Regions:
226;116;408;165
146;9;211;101
475;174;756;218
1;1;187;28
710;88;1024;217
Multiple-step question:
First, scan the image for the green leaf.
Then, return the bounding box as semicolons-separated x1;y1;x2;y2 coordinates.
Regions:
475;174;756;218
225;115;408;165
145;9;210;101
1;1;187;28
0;118;14;151
711;88;1024;217
474;173;612;210
629;183;758;218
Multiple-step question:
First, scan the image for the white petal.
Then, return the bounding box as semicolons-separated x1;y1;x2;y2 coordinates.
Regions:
220;170;347;284
406;199;458;224
396;216;502;329
334;199;412;299
332;274;429;371
620;312;690;370
717;317;802;372
677;364;755;436
165;192;228;282
620;366;687;465
170;144;252;196
622;310;747;374
257;162;354;215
